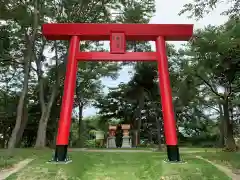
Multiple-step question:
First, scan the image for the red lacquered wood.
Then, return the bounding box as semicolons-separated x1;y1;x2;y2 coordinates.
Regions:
75;52;157;61
42;23;193;41
56;36;79;145
156;36;178;145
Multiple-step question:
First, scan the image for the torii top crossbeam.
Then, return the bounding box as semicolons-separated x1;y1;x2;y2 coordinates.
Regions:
42;23;193;61
42;23;193;41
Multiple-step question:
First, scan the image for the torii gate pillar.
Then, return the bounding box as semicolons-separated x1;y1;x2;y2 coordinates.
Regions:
42;23;193;162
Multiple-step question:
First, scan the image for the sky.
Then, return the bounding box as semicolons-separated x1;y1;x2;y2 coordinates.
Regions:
82;0;230;117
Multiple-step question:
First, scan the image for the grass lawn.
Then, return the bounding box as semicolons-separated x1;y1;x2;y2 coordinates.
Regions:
86;147;221;153
0;148;50;170
4;150;230;180
197;151;240;170
86;147;152;150
179;147;221;153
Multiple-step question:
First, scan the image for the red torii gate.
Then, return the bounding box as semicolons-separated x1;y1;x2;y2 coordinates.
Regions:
42;23;193;162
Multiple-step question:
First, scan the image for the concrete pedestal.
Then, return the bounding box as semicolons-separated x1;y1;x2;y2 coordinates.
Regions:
121;136;132;148
107;136;116;148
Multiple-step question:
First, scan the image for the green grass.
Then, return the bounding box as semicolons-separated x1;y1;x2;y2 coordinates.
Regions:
86;147;152;150
87;147;220;152
0;148;52;170
197;151;240;170
179;147;221;153
5;150;230;180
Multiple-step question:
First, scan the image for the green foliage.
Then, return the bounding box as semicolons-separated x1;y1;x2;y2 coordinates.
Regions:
95;18;240;149
179;0;240;19
0;25;10;61
84;139;96;148
115;0;155;23
0;0;157;148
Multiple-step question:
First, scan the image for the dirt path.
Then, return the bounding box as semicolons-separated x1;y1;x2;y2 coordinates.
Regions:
0;159;33;180
196;156;240;180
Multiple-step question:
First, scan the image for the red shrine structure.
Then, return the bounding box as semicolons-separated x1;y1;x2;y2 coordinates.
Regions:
42;23;193;162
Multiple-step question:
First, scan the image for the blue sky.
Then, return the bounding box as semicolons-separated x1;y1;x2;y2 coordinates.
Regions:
82;0;230;117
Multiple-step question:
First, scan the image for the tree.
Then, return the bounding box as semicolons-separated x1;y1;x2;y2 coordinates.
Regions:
183;19;240;150
34;41;63;147
33;0;156;148
179;0;240;19
74;61;120;147
6;0;40;149
34;0;120;148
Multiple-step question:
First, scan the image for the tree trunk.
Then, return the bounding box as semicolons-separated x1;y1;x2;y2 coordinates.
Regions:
8;58;30;149
131;119;139;147
133;130;139;147
156;118;162;151
35;41;59;148
77;104;84;147
222;98;237;151
16;103;29;147
8;1;38;149
218;103;225;147
2;87;8;148
148;130;152;143
35;84;58;148
35;108;48;147
1;129;6;148
34;44;47;148
51;133;57;148
136;88;145;146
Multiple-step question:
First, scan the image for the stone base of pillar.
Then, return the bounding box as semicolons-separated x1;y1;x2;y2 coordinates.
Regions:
107;137;116;148
121;136;132;148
